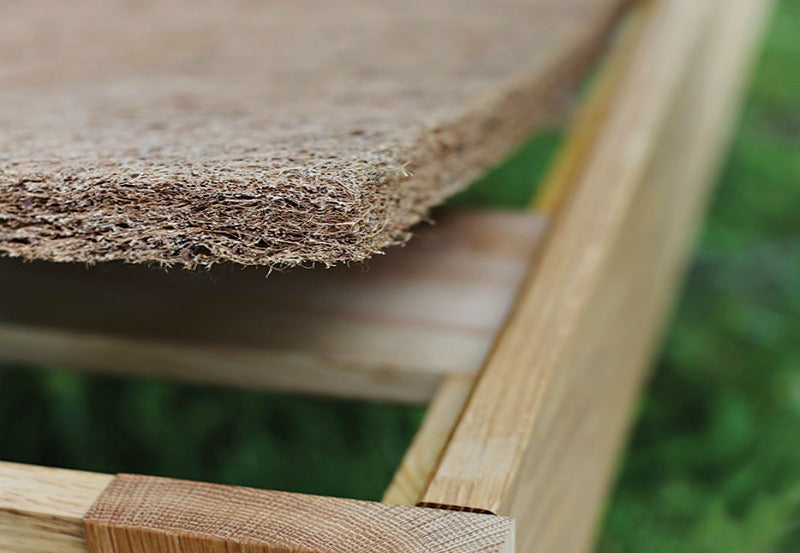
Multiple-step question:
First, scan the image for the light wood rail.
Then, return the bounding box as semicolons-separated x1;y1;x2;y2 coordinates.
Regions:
419;0;774;552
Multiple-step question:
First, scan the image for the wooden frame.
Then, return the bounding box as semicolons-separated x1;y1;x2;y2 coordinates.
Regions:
0;0;773;550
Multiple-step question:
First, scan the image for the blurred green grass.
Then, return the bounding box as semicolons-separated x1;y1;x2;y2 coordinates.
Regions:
1;0;799;550
0;367;425;500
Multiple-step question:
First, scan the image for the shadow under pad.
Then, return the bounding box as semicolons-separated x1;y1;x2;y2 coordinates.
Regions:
0;209;547;403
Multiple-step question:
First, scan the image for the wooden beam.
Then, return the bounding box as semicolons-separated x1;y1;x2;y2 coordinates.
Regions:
380;2;645;508
0;463;514;553
419;0;773;551
0;323;442;404
85;474;515;553
0;210;547;403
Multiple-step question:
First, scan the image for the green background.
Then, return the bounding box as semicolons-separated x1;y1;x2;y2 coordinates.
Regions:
1;1;798;551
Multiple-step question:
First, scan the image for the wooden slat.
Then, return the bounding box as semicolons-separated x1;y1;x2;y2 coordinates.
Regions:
0;210;547;403
0;324;442;404
420;0;773;551
0;462;112;553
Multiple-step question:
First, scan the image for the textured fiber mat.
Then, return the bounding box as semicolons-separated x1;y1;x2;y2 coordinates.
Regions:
0;0;622;268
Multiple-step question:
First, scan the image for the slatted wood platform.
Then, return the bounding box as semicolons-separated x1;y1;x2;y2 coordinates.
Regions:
0;0;774;551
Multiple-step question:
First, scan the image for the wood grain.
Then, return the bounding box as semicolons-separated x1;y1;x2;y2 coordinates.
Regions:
380;4;645;508
83;474;514;553
382;375;475;505
0;461;111;553
420;0;773;551
0;210;547;403
421;0;715;514
531;5;646;215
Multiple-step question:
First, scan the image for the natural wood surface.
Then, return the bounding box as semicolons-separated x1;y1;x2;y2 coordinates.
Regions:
420;0;773;551
382;375;475;505
84;474;514;553
421;0;715;513
0;461;112;553
531;5;646;214
0;210;547;403
380;8;646;506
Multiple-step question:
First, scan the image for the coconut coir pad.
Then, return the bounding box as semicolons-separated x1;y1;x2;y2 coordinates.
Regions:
0;0;623;268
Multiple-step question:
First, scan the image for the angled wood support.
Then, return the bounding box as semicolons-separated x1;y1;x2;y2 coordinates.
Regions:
420;0;719;514
379;0;647;511
419;0;774;551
